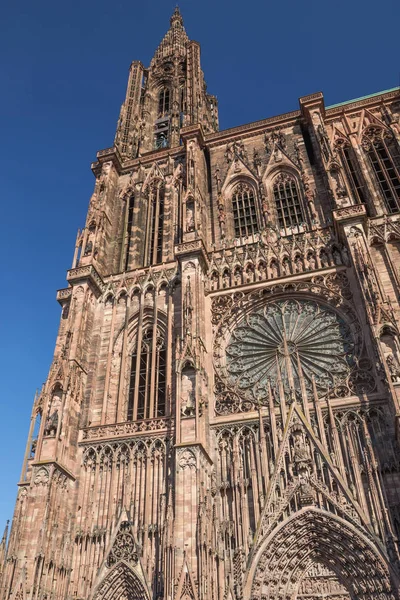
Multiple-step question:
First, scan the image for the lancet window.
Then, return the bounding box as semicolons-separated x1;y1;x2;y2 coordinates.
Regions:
363;127;400;213
232;182;259;238
335;140;366;204
273;173;305;230
158;87;170;117
127;326;167;421
146;181;165;265
155;87;171;149
124;194;135;271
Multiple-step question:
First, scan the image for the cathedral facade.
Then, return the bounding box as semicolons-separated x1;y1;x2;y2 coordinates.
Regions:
2;8;400;600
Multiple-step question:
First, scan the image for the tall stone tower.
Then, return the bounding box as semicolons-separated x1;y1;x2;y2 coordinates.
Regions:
2;8;400;600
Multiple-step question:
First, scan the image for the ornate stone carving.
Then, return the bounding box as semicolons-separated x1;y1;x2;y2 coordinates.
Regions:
224;299;354;399
34;467;49;486
206;228;349;293
250;509;394;600
177;448;197;470
81;418;171;441
106;521;138;568
181;373;195;417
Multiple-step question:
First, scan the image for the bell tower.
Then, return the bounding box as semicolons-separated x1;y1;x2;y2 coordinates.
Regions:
115;7;218;158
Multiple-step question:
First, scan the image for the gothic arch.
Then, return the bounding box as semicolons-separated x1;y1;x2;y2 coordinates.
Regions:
221;173;259;198
362;125;400;214
267;169;307;231
103;308;169;421
246;507;398;600
264;162;301;184
142;167;165;195
91;561;150;600
113;308;168;354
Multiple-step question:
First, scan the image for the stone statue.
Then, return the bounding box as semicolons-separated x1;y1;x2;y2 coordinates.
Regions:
44;408;59;437
181;374;195;416
224;143;234;163
186;204;195;232
258;263;267;280
332;247;342;265
307;253;316;270
320;250;329;267
188;160;195;187
282;258;290;276
293;434;310;467
294;256;303;273
84;240;93;256
270;261;279;278
30;438;37;458
387;353;400;382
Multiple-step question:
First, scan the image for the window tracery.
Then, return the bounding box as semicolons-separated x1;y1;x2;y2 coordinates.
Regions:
362;126;400;213
124;194;135;271
273;173;305;230
223;299;355;401
146;181;165;265
231;182;259;238
158;87;170;117
335;139;366;205
127;326;167;421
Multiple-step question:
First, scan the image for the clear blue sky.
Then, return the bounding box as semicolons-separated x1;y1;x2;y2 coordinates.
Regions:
0;0;399;528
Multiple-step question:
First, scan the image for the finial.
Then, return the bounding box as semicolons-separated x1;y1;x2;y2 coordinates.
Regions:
170;5;183;27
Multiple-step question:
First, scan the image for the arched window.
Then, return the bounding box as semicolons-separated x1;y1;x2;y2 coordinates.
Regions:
273;173;305;230
335;140;366;205
155;87;171;149
124;194;135;271
146;181;165;265
127;326;167;421
362;127;400;213
158;87;170;117
232;182;258;238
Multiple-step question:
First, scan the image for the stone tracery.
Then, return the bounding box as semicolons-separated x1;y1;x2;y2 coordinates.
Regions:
92;562;149;600
224;299;354;400
248;508;396;600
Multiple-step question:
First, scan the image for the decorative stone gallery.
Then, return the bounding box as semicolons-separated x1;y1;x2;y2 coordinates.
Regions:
1;7;400;600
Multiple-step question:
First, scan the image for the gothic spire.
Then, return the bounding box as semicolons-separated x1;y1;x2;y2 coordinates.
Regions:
151;7;189;66
170;5;183;28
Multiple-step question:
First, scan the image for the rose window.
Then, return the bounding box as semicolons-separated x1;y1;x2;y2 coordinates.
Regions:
225;299;354;400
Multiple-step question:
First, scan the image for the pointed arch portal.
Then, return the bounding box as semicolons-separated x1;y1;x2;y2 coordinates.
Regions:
247;508;397;600
92;561;149;600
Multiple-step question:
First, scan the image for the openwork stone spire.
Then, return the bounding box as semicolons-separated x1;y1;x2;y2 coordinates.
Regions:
151;7;189;65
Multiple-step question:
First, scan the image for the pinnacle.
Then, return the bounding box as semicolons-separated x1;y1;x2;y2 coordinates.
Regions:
170;5;183;28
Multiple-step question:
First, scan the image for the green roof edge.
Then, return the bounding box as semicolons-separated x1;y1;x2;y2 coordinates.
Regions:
326;87;400;110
